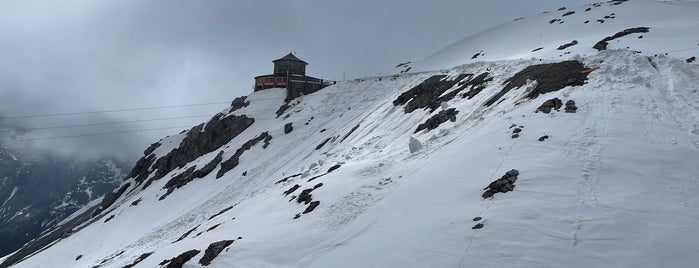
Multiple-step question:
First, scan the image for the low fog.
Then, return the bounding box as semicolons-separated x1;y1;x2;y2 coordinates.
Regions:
0;0;594;162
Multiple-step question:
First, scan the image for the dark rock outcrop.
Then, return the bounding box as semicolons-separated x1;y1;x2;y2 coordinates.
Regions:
472;223;484;229
284;184;301;196
275;173;302;184
415;108;459;133
538;135;550;141
593;27;650;51
208;206;234;221
134;114;255;189
163;249;201;268
482;169;519;198
230;96;249;112
565;100;578;113
216;132;272;179
284;123;293;134
557;40;578;50
327;164;341;173
206;224;221;232
315;137;332;150
276;102;292;118
198;240;235;266
303;201;320;214
687;56;696;63
536;98;563;113
143;142;161;156
341;124;361;142
485;61;588;106
393;73;491;113
297;188;315;205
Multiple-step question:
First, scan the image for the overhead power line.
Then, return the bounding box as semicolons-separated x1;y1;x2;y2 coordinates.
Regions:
0;125;193;143
0;101;231;120
0;114;213;133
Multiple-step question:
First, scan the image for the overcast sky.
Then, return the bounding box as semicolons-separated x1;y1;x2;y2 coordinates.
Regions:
0;0;597;162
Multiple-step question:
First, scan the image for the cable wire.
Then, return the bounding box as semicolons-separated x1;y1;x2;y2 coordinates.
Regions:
0;114;214;133
0;101;231;120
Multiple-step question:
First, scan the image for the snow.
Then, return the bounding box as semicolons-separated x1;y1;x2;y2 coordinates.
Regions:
1;187;17;207
409;0;699;72
8;1;699;268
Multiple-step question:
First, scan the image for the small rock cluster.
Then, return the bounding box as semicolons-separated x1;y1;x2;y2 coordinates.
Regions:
510;124;524;139
414;108;459;133
536;98;563;113
536;98;577;113
482;169;519;199
472;217;485;229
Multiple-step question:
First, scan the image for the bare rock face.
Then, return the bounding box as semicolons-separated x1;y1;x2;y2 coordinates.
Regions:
593;27;650;51
284;122;293;134
133;114;255;189
198;240;235;266
230;96;249;112
485;61;588;106
415;108;459;133
216;132;273;179
482;169;519;198
162;249;200;268
393;73;491;113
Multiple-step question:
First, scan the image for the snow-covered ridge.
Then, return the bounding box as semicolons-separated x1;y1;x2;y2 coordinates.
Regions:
406;0;699;72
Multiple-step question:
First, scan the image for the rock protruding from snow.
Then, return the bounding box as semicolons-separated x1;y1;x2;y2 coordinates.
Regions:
162;249;200;268
133;114;255;188
216;132;273;179
230;96;249;112
482;169;519;198
198;240;235;266
536;98;563;113
415;108;459;133
485;61;588;106
284;123;293;134
565;100;578;113
593;27;650;51
409;137;423;153
393;73;491;113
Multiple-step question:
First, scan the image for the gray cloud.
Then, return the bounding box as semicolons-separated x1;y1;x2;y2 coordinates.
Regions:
0;0;595;160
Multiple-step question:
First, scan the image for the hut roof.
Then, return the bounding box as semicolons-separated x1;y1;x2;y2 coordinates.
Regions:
273;53;308;65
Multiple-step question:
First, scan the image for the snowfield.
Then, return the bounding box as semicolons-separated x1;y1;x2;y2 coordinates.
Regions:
5;1;699;268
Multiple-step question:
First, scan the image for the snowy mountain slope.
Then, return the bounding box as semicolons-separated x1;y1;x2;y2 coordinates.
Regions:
9;50;699;268
5;1;699;268
406;0;699;73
